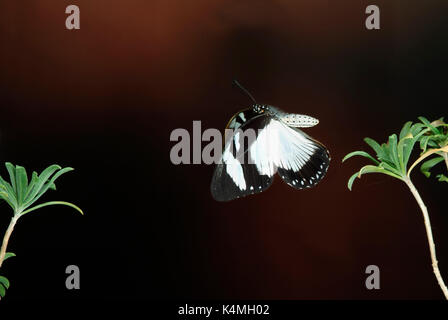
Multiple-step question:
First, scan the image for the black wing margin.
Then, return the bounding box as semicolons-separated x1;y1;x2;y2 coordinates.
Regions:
277;128;330;189
211;163;273;202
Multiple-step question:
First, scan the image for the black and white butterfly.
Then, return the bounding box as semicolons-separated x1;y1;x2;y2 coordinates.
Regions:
210;81;330;202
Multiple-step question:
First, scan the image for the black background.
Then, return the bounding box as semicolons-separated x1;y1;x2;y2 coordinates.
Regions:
0;0;447;303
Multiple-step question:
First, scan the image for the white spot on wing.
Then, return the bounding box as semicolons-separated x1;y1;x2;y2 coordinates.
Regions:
234;131;241;152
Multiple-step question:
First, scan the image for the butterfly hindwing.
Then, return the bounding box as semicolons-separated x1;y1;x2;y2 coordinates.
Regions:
246;118;330;190
276;128;330;189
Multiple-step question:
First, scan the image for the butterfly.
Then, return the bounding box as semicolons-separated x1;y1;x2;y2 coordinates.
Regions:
210;81;330;202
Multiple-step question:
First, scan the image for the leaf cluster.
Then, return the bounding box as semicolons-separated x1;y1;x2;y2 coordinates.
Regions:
0;163;83;217
417;117;448;182
342;120;428;190
0;163;83;299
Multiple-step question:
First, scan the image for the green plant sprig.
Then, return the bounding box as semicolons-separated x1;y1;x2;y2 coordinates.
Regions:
343;120;428;188
416;116;448;182
343;119;448;299
0;163;82;299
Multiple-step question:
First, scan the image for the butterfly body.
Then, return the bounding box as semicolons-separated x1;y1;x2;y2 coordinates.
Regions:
253;104;319;128
211;88;330;202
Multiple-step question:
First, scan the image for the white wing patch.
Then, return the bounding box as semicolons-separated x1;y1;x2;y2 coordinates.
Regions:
222;141;246;190
249;119;318;176
234;131;241;152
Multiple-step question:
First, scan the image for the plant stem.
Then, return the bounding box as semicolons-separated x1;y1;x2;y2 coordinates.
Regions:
405;178;448;299
0;215;19;268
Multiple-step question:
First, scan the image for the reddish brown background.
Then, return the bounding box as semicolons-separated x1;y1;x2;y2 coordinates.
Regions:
0;0;447;300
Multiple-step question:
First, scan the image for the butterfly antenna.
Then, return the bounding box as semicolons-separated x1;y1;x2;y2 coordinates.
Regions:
232;80;257;104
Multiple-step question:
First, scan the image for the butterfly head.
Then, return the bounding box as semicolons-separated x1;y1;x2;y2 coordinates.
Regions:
253;104;268;114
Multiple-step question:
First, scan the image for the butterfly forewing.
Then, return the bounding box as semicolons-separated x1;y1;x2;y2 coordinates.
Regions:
225;108;260;130
211;110;273;201
211;163;273;202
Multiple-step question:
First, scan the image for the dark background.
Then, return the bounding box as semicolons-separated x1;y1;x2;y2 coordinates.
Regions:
0;0;447;301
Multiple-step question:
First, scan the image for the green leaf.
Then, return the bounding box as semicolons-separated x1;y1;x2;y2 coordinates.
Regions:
364;137;385;160
420;156;444;178
20;201;83;216
399;121;413;140
379;161;404;177
379;143;394;166
410;122;425;136
437;174;448;182
3;252;16;261
420;135;431;153
418;116;431;125
23;171;39;201
430;133;447;141
342;151;380;165
358;164;404;180
0;191;14;209
0;175;18;210
397;133;413;171
15;165;28;205
347;165;404;191
347;171;360;191
0;276;10;289
404;129;428;167
24;167;74;208
5;162;17;194
23;165;61;205
387;134;401;170
0;282;5;298
418;116;441;135
401;138;414;169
